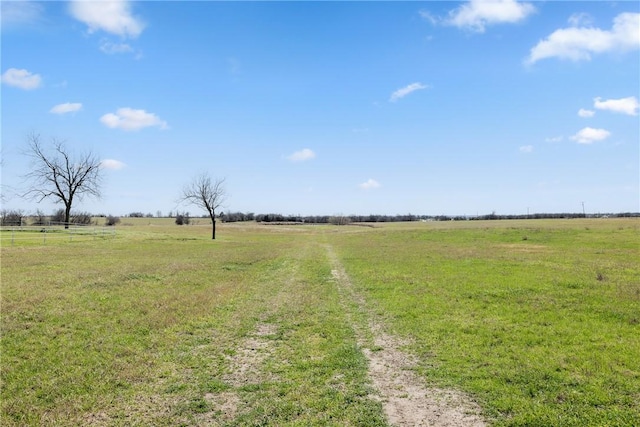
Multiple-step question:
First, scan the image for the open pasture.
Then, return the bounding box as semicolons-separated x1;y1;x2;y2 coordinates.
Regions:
1;218;638;426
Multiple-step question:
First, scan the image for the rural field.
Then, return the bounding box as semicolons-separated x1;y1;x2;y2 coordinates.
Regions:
1;218;639;426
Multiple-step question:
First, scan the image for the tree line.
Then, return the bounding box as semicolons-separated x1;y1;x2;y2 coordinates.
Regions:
5;134;638;234
3;208;637;229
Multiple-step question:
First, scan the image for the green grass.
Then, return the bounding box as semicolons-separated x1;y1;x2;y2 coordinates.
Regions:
330;219;640;426
1;219;639;425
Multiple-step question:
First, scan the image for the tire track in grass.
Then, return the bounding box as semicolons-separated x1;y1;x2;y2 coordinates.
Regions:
202;252;302;424
326;244;487;427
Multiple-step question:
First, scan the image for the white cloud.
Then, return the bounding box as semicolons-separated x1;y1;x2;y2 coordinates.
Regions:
571;127;611;144
100;108;168;131
390;82;428;102
526;12;640;64
419;10;439;26
594;96;639;116
1;1;44;27
69;0;144;38
50;102;83;114
519;145;533;153
568;12;594;28
545;136;563;143
1;68;42;90
100;40;134;54
578;108;595;118
359;178;381;190
446;0;535;33
100;159;126;170
287;148;316;162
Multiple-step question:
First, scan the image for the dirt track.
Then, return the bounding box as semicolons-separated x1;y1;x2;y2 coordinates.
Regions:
326;245;487;427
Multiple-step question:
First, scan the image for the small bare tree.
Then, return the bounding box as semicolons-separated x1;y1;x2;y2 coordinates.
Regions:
23;133;102;229
179;173;227;239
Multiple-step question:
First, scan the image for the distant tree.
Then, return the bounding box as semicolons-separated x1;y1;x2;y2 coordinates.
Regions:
0;210;24;226
105;215;120;226
329;215;351;226
51;208;66;224
31;209;48;226
178;173;227;239
71;212;93;225
22;133;102;229
175;212;190;225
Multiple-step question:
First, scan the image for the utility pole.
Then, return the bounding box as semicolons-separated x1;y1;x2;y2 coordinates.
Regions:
581;201;586;217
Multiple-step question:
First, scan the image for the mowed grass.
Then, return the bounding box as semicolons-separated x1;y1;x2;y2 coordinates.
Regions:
330;218;640;426
2;218;639;425
1;222;383;426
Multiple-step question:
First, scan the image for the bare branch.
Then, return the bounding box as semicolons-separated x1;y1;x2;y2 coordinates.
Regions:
178;173;227;239
21;133;103;228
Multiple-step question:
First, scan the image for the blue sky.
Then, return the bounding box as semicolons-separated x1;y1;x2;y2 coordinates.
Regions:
2;1;639;217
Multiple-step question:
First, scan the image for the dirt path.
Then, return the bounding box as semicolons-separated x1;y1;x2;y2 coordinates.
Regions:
326;245;487;427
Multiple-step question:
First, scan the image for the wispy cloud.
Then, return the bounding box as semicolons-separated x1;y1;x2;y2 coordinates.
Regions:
359;178;381;190
1;1;44;28
50;102;83;115
571;127;611;144
568;12;594;28
545;136;563;143
100;40;134;54
594;96;639;116
1;68;42;90
69;0;145;38
100;159;126;170
287;148;316;162
100;108;168;131
526;12;640;64
390;82;428;102
445;0;535;33
578;108;595;118
519;145;533;153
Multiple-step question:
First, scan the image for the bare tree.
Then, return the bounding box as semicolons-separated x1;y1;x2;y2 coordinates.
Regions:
179;173;227;239
23;133;102;229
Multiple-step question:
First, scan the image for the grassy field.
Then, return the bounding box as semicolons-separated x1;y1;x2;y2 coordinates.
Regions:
1;218;638;426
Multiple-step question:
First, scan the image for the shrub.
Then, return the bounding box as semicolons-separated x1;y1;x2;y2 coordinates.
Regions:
31;210;48;226
0;210;24;226
175;213;190;225
329;215;351;226
105;215;121;226
71;212;93;225
51;208;66;224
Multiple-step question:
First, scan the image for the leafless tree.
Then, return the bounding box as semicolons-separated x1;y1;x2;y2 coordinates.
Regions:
23;133;102;229
178;173;227;239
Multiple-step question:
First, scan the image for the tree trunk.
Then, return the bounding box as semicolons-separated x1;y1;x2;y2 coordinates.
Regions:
212;219;216;240
64;204;72;229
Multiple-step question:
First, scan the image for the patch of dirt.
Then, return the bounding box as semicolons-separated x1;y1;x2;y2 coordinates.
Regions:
327;245;487;427
202;391;241;423
223;322;279;387
199;321;280;424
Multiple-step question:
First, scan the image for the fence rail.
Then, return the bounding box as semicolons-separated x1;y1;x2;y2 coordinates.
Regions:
0;225;116;246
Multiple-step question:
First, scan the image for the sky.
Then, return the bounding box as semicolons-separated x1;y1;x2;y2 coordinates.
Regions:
1;0;639;217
